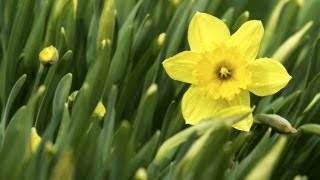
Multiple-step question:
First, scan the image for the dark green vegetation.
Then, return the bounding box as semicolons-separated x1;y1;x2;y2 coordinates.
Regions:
0;0;320;179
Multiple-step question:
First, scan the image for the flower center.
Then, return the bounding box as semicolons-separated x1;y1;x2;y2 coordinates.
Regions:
219;67;231;79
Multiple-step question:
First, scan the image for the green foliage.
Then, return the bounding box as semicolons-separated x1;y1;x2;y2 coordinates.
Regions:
0;0;320;179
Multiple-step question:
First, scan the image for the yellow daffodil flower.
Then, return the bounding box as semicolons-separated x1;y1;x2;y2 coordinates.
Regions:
162;12;291;131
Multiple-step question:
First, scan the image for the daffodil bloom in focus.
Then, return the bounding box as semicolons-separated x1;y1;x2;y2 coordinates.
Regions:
162;12;291;131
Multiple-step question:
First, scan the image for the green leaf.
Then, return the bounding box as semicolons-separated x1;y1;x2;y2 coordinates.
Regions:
173;125;231;180
190;0;215;16
35;51;73;132
298;124;320;136
97;0;115;48
132;84;158;150
104;1;141;95
276;91;301;116
0;86;45;179
306;35;320;84
110;121;133;180
116;36;161;118
272;21;313;63
44;0;69;45
246;137;287;180
74;120;101;179
161;0;192;59
206;0;222;14
259;0;289;57
297;0;320;28
131;15;152;61
22;0;51;73
43;73;72;140
4;0;35;101
221;7;235;28
50;148;74;180
228;128;272;180
130;130;161;176
159;101;177;143
147;121;221;179
232;11;249;33
0;74;27;141
115;0;136;26
86;0;115;67
55;0;76;50
53;104;71;151
92;85;117;180
231;132;252;153
303;93;320;114
266;0;300;55
294;73;320;125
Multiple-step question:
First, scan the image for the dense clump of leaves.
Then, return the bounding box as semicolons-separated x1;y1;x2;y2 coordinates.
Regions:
0;0;320;179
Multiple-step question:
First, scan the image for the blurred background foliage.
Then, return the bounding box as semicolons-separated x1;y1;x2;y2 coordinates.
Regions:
0;0;320;179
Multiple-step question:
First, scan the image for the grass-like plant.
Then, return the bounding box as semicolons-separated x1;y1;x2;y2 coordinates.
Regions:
0;0;320;179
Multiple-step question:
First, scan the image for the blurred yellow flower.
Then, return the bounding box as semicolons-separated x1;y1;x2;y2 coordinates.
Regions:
162;12;291;131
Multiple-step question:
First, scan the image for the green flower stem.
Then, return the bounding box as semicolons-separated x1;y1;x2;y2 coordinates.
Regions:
31;64;46;97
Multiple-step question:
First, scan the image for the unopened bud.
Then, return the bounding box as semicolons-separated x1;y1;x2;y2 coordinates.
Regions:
170;0;181;7
67;91;78;108
91;101;106;120
30;127;41;152
297;0;304;7
134;168;148;180
157;33;166;46
45;141;54;155
50;149;74;180
255;114;297;134
39;45;59;65
294;175;308;180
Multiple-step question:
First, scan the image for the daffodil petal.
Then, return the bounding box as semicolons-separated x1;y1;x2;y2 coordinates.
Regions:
182;86;227;125
182;86;253;131
228;91;253;131
162;51;203;83
232;114;253;132
188;12;230;52
228;20;264;61
247;58;292;96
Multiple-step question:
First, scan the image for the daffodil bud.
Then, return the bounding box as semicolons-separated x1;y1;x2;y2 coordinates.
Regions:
297;0;304;7
157;33;166;46
39;45;59;65
91;101;106;120
50;149;74;180
170;0;181;7
30;127;41;152
255;114;297;134
67;91;78;109
294;175;308;180
134;168;148;180
44;141;54;155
